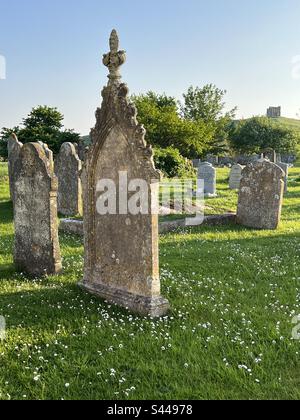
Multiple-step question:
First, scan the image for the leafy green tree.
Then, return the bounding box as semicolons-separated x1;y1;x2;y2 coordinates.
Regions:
131;92;212;158
231;117;299;155
181;85;236;156
0;106;80;159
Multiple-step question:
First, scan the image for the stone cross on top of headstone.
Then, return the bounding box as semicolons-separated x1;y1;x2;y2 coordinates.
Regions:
102;29;126;85
80;30;170;317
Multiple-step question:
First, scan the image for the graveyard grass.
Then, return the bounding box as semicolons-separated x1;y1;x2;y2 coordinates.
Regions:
0;162;300;400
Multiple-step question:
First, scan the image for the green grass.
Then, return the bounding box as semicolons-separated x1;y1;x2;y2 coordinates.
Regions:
274;117;300;132
0;162;300;400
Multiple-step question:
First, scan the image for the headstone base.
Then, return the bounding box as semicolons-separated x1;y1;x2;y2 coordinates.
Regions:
79;281;170;318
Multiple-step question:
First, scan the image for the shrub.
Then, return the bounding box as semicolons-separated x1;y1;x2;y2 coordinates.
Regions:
153;147;195;178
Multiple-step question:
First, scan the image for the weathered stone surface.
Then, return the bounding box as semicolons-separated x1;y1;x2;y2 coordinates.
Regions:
277;162;289;193
14;142;62;276
198;162;217;196
55;142;83;216
79;30;169;317
7;134;23;202
229;164;244;190
237;159;284;230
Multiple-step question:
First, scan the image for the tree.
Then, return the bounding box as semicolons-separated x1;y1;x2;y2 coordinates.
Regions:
231;117;300;155
131;92;212;158
0;106;80;159
181;85;236;155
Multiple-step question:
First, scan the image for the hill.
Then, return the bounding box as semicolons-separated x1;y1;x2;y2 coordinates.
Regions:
271;117;300;132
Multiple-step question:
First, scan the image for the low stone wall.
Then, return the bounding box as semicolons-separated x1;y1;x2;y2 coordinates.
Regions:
59;213;237;237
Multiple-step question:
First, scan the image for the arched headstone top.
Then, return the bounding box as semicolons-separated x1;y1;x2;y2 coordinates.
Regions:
19;142;54;180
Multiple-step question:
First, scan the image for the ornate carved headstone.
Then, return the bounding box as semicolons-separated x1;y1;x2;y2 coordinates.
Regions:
198;162;217;196
229;164;244;190
79;30;170;317
14;143;62;276
237;159;284;230
7;134;23;201
277;162;289;193
55;142;83;216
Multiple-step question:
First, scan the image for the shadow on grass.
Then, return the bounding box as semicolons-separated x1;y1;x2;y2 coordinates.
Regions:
0;201;13;224
0;282;134;330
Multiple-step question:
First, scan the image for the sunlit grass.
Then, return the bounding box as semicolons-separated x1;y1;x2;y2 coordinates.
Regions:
0;162;300;400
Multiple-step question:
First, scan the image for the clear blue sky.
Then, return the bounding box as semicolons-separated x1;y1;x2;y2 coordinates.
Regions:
1;0;300;135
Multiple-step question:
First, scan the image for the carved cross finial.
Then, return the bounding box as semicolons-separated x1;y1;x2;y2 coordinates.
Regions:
103;29;126;85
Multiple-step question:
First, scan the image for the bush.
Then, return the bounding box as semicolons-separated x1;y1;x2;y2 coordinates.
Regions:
153;147;195;178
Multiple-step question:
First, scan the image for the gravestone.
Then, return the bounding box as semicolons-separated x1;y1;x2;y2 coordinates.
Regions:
237;159;284;230
79;30;170;317
7;134;23;202
277;162;289;193
198;162;217;196
55;142;83;216
229;164;244;190
14;142;62;276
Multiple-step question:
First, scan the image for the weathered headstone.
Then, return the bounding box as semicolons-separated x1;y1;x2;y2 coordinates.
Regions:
237;159;284;230
7;134;23;201
55;143;83;216
198;162;217;196
14;142;62;276
229;164;244;190
79;30;170;317
277;162;289;193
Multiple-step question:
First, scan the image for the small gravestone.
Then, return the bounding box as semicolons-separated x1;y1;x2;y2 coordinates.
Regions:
229;164;244;190
14;143;62;276
237;159;284;230
277;162;289;193
198;162;216;196
79;30;169;317
55;143;83;216
7;134;23;202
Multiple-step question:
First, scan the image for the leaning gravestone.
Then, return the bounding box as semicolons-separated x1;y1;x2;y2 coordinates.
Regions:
7;134;23;202
79;30;169;317
198;162;217;196
277;162;289;193
55;143;83;216
237;159;284;230
229;164;244;190
14;142;62;276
